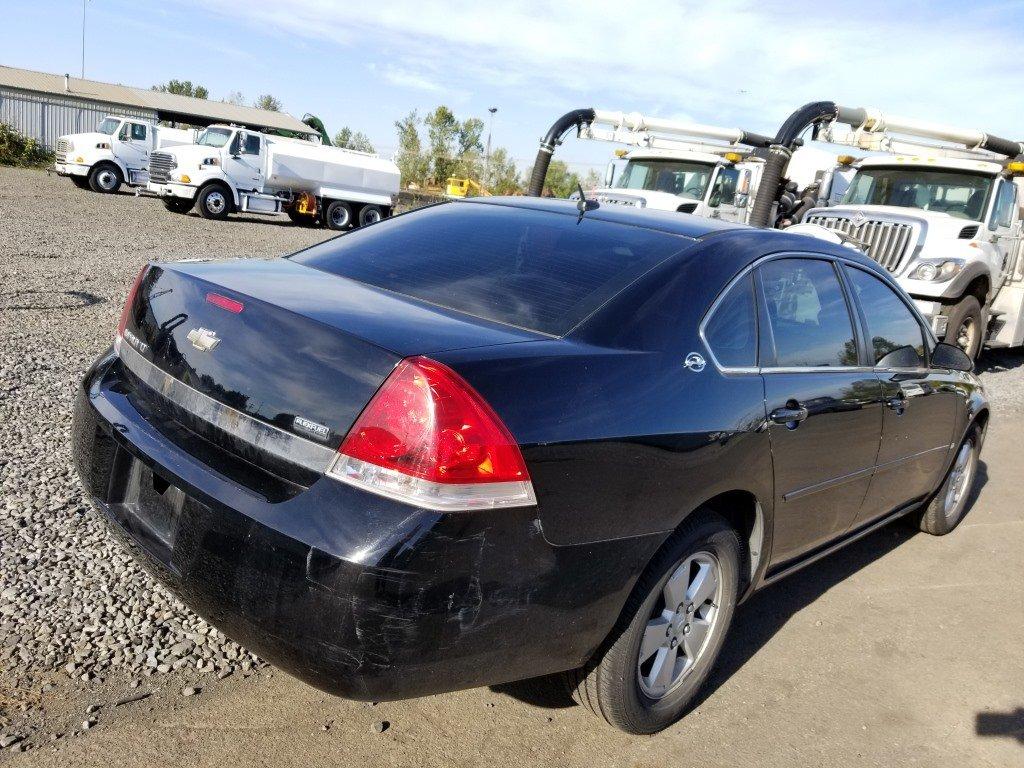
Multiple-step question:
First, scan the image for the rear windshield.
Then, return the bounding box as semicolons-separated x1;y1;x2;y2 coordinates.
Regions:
291;202;690;335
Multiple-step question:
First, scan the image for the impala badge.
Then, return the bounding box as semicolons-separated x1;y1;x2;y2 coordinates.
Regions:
684;352;706;372
186;327;220;352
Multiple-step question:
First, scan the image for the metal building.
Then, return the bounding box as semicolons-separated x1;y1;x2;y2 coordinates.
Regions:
0;65;316;150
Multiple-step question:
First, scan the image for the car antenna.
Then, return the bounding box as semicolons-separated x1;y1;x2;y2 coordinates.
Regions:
576;180;598;223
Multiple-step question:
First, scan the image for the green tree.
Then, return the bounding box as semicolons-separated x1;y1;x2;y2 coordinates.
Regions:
582;168;602;190
151;80;209;99
458;117;485;156
424;105;460;183
333;127;376;153
223;91;246;106
484;147;521;195
254;93;283;112
394;110;430;188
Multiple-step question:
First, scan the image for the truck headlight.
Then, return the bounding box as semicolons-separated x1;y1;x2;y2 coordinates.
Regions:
908;259;964;282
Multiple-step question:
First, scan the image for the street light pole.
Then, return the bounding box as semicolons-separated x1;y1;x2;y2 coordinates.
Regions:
485;107;497;185
81;0;88;78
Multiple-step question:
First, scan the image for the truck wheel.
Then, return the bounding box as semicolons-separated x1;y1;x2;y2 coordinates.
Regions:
88;163;122;194
197;185;231;220
71;175;91;190
164;198;194;214
562;513;740;734
325;201;352;230
359;205;384;226
941;295;983;359
915;425;981;535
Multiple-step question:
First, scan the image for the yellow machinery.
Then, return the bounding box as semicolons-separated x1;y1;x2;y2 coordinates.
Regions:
445;177;490;198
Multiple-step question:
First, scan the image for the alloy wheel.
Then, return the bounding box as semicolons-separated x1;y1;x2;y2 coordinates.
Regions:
944;440;976;522
637;551;722;699
205;191;226;215
956;317;977;355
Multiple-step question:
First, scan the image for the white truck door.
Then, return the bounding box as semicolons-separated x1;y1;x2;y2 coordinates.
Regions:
989;179;1021;285
224;131;264;191
706;166;742;222
117;122;150;173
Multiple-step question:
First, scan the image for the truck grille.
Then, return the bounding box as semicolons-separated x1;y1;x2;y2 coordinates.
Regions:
148;152;176;183
805;214;916;273
56;139;70;164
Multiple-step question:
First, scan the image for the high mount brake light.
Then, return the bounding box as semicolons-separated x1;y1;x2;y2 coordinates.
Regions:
328;357;536;511
206;292;244;313
114;265;149;354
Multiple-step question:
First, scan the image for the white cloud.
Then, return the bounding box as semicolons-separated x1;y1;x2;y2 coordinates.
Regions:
178;0;1024;139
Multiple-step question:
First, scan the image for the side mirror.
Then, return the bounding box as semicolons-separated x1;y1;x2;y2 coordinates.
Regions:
604;161;615;187
931;342;973;372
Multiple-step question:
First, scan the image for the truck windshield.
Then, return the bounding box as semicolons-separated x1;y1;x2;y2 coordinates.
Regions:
616;159;714;199
97;118;120;135
843;167;995;221
196;128;234;148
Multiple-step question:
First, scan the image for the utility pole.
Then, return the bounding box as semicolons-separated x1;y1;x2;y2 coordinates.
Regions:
485;106;498;186
81;0;89;78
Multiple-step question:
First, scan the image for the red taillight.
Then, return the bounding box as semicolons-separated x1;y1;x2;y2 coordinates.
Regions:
328;357;535;511
116;266;148;343
206;292;244;313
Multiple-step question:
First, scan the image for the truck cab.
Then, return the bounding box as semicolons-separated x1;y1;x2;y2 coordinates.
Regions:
55;115;194;193
803;155;1024;356
591;149;757;223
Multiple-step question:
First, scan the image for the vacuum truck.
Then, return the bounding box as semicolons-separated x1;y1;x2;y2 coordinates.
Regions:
55;115;196;193
761;104;1024;358
147;124;400;229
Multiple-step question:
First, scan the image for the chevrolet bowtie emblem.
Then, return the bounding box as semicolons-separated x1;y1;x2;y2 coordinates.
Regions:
186;327;221;352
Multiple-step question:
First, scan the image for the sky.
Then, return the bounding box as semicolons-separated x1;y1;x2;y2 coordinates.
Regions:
4;0;1024;177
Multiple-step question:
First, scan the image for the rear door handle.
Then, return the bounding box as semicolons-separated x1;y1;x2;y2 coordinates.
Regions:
769;403;809;428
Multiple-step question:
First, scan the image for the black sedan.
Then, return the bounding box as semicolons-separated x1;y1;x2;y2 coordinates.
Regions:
72;198;987;734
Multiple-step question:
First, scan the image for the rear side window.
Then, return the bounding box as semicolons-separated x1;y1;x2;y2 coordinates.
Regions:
759;258;858;367
292;203;690;336
846;267;926;368
704;274;756;367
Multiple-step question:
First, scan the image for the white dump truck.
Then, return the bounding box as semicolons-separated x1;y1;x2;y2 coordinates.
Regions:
55;115;196;193
147;124;401;228
790;106;1024;358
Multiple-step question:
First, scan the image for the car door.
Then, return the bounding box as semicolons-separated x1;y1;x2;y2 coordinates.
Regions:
758;256;885;566
842;265;958;526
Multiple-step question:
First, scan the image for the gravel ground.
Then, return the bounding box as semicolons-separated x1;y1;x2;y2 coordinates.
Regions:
0;166;334;753
1;166;1022;763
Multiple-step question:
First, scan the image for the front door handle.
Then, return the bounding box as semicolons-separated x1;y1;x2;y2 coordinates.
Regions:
769;403;809;428
886;395;907;414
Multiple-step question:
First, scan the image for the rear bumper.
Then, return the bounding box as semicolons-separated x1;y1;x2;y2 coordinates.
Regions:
71;351;661;700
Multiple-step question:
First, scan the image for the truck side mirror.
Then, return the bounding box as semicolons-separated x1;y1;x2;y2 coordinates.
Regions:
931;342;973;372
604;161;615;187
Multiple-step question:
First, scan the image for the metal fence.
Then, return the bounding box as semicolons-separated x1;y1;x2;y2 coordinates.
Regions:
0;87;155;150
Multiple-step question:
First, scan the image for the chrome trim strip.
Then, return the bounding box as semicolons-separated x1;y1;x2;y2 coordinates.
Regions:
872;444;950;474
782;466;874;502
117;340;336;474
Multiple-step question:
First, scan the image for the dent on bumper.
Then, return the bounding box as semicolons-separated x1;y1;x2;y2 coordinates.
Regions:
71;356;663;700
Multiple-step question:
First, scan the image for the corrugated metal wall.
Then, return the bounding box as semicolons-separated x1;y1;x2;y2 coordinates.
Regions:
0;87;155;150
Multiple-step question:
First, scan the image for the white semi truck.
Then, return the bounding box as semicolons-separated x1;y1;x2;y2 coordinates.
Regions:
532;109;832;225
147;124;401;229
789;106;1024;358
55;115;196;193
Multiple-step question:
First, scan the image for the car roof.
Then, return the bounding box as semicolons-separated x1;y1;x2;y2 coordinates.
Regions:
464;196;747;239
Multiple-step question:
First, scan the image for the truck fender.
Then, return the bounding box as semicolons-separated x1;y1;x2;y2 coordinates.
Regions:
198;179;239;211
942;259;992;304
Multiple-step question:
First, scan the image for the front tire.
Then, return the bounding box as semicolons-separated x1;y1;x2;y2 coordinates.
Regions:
941;295;983;360
197;185;231;220
325;200;352;230
915;426;981;535
88;163;122;194
563;513;741;734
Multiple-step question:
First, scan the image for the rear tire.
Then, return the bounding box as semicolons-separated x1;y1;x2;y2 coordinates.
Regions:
197;185;231;220
325;200;353;230
163;197;194;214
915;425;981;535
358;204;384;226
563;513;741;734
88;163;122;194
941;295;983;360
